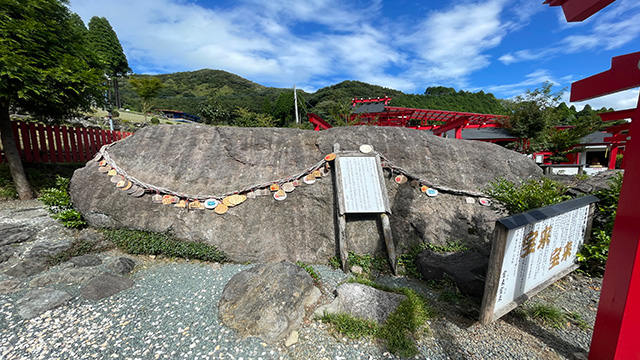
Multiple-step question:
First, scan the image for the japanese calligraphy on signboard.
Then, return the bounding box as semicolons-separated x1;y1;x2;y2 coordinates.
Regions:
480;195;598;324
335;155;390;214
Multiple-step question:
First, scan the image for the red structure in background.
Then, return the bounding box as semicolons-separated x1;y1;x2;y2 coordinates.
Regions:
544;0;615;22
570;51;640;360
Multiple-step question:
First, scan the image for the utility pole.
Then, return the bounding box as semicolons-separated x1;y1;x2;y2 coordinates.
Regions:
294;84;299;125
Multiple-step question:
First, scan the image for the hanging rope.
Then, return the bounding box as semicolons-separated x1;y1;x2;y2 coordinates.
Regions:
97;142;487;201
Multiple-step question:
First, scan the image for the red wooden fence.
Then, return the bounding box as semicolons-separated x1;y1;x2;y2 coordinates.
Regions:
0;121;133;163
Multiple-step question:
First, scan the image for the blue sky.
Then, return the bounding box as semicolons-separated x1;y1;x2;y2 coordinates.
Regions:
68;0;640;110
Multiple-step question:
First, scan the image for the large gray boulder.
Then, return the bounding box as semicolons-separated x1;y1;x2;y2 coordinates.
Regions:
80;272;134;300
314;283;406;324
70;125;541;263
18;288;73;319
415;250;488;299
218;262;321;343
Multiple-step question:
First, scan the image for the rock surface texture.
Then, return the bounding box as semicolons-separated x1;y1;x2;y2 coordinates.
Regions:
218;262;321;343
415;249;489;299
71;125;542;263
314;283;406;324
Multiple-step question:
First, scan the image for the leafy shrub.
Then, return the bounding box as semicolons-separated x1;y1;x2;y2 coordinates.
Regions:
39;175;86;228
102;228;227;263
576;172;622;276
319;281;433;357
111;109;120;118
47;238;95;266
484;177;571;214
150;117;160;125
328;256;341;269
347;251;389;273
295;261;321;285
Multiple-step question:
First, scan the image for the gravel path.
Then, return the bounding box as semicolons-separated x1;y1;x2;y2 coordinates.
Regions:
0;200;602;359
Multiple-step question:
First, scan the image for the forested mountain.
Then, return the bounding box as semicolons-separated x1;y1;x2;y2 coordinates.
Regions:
117;69;521;125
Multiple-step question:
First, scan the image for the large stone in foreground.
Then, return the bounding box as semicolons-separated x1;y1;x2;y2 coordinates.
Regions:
218;262;321;343
71;125;541;263
18;289;72;319
314;283;406;324
80;272;134;300
416;249;488;299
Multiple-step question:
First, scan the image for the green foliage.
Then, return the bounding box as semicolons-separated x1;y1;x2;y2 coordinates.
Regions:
319;313;379;339
295;261;321;285
150;117;160;125
525;303;567;329
232;107;275;127
319;282;433;357
381;288;433;357
87;16;130;77
102;228;227;263
577;172;623;276
129;77;164;120
111;109;120;118
500;82;564;141
328;256;341;269
347;252;389;273
484;177;571;215
576;230;610;277
47;238;96;266
539;114;605;163
0;163;83;200
0;0;106;119
39;175;86;228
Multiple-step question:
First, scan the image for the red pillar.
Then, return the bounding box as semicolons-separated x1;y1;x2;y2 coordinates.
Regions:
608;145;618;170
589;97;640;359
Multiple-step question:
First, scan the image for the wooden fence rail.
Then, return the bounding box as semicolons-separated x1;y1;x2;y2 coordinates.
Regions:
0;121;133;163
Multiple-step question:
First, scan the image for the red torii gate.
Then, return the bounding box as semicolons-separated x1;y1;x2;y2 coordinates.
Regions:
548;0;640;357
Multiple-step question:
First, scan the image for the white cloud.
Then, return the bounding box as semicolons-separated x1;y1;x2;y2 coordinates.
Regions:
483;69;560;98
568;88;640;111
497;0;640;64
400;0;508;83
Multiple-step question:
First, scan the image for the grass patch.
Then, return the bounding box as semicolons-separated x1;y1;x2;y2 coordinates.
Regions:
0;162;84;200
321;278;434;357
101;228;227;263
319;313;379;339
347;252;389;273
47;238;96;266
295;261;321;285
528;303;566;329
39;175;86;228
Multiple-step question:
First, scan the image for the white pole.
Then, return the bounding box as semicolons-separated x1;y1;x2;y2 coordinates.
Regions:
293;84;299;125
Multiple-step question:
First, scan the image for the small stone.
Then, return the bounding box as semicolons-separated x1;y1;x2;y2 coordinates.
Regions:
284;331;299;347
149;255;156;260
4;258;49;278
209;263;222;271
350;265;363;275
107;257;136;275
80;273;134;300
70;254;102;267
17;288;72;319
0;280;21;294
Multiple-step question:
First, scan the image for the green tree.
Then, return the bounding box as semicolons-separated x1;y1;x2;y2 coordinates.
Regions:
87;16;130;109
0;0;105;199
129;77;164;121
232;107;275;127
499;82;565;152
540;113;604;163
273;91;296;127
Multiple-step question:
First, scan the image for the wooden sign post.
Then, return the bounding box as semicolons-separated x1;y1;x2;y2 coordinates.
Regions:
331;143;397;274
480;196;598;324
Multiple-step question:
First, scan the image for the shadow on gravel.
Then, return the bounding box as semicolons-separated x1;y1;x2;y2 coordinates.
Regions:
503;314;587;358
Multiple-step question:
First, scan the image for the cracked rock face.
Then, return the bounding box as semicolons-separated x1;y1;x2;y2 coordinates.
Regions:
70;125;541;263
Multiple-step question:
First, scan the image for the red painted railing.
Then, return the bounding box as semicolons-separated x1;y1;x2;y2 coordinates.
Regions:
1;121;133;163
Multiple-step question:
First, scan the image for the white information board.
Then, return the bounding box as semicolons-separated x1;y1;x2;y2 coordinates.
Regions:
480;196;597;324
338;156;387;213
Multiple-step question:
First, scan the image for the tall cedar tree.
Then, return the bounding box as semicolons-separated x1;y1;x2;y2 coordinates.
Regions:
87;16;130;109
0;0;105;199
